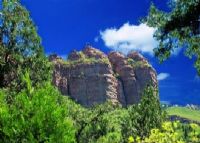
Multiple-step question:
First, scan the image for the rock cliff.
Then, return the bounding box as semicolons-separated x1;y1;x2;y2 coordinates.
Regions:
50;46;157;107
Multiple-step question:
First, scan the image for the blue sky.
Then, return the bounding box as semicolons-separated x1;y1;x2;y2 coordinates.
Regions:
21;0;200;105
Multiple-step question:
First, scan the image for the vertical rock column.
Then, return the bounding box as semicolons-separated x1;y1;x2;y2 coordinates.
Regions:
108;52;139;105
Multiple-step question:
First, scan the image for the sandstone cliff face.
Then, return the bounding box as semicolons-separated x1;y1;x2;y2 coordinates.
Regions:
50;46;157;107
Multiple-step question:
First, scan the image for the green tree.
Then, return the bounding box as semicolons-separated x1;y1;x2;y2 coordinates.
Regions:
123;86;164;140
145;0;200;74
0;0;51;90
0;73;75;143
71;102;123;143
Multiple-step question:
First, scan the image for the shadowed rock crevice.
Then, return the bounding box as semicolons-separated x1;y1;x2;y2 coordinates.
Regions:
50;46;158;107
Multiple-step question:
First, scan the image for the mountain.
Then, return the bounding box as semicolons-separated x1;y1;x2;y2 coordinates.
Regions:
49;46;157;107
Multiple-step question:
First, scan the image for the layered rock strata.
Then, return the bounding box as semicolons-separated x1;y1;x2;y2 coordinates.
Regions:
50;46;157;107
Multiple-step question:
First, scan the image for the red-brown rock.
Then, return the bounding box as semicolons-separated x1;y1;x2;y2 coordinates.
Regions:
51;47;158;107
83;46;107;59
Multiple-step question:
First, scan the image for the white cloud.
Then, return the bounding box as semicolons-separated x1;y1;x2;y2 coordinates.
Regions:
100;23;158;55
99;23;182;56
157;73;170;81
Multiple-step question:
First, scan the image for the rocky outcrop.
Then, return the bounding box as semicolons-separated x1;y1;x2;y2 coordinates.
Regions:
50;46;157;107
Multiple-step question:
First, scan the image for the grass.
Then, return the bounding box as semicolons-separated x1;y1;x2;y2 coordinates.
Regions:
52;51;110;67
127;58;151;68
166;107;200;122
58;57;110;67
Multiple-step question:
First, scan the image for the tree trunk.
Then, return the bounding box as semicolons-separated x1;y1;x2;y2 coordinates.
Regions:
0;67;5;87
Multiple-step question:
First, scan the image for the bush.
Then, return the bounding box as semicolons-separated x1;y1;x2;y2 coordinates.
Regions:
71;102;124;143
129;121;200;143
61;53;110;68
0;74;75;143
127;58;151;68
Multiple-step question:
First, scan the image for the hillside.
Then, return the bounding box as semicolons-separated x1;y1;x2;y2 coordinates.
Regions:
166;107;200;123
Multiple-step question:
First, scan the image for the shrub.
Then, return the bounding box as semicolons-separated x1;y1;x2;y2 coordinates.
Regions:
72;102;124;143
129;121;200;143
0;73;75;143
61;57;110;68
127;58;151;68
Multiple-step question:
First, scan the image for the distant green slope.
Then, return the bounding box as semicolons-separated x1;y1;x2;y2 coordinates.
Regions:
166;107;200;122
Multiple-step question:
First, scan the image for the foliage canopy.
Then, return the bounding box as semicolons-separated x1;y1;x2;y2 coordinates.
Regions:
145;0;200;74
0;0;51;90
0;74;75;143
